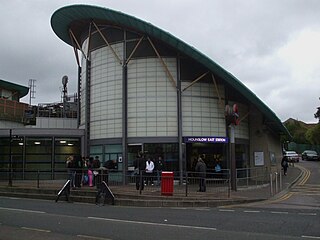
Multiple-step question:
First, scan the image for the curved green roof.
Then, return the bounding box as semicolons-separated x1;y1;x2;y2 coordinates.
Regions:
0;79;29;98
51;4;288;135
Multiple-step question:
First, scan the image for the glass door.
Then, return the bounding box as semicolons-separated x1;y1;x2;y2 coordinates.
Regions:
128;144;142;171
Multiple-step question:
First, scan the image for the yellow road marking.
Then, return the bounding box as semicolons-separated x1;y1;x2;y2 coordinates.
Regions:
296;165;311;186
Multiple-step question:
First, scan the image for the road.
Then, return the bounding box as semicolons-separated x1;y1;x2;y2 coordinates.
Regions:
240;160;320;210
0;161;319;240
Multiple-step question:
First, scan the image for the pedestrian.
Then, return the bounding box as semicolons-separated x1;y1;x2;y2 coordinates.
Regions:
93;156;101;187
281;156;289;176
103;159;117;184
145;157;155;185
195;154;207;192
87;157;94;187
74;155;83;188
82;157;89;186
66;155;75;188
134;151;145;190
155;156;164;186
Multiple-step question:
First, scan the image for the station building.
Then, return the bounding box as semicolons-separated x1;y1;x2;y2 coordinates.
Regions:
50;4;289;181
0;79;83;178
0;4;288;182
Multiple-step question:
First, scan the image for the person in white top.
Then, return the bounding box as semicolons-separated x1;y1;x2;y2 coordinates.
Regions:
145;157;155;185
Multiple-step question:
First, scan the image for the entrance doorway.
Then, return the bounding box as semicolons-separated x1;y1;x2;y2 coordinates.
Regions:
186;143;227;172
128;144;142;170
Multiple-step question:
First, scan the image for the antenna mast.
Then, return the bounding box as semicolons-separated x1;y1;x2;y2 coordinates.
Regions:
28;79;36;105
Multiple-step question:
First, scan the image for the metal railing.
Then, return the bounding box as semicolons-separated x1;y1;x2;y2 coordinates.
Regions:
0;167;275;199
236;167;269;189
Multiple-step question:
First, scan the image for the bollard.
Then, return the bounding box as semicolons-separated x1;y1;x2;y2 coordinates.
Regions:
37;171;40;188
275;172;278;194
270;173;273;196
185;172;188;197
279;172;282;191
246;168;249;187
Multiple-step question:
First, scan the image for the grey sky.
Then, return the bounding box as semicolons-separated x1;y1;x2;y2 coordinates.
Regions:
1;0;319;123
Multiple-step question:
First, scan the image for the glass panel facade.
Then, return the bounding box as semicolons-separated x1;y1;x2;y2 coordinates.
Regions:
105;144;122;153
90;43;123;139
144;143;179;172
127;58;178;137
54;138;81;172
0;136;81;179
182;82;226;137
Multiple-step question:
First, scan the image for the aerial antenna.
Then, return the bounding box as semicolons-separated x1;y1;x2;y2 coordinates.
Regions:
28;79;36;105
62;75;68;117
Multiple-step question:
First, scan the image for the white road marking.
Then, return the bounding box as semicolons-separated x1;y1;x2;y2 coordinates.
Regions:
88;217;217;231
243;210;260;213
298;213;317;216
271;211;289;215
219;209;235;212
0;207;45;214
21;227;51;233
301;236;320;239
194;208;210;211
77;235;112;240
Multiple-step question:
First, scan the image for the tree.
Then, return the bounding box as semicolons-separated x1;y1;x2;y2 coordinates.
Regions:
283;120;308;144
315;97;320;123
315;107;320;123
305;124;320;145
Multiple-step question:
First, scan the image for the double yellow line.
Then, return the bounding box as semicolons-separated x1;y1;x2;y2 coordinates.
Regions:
254;164;310;204
296;165;311;186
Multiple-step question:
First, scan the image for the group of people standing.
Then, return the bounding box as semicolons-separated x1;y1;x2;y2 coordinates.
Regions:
134;152;164;190
66;155;117;189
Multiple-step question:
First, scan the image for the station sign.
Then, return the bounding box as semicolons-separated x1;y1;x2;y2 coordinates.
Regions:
183;136;228;143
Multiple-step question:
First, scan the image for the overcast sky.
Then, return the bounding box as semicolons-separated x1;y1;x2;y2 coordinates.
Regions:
1;0;319;123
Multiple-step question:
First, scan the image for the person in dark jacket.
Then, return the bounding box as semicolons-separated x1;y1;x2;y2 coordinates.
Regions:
134;152;146;190
281;156;289;176
155;156;164;186
195;155;207;192
74;155;83;188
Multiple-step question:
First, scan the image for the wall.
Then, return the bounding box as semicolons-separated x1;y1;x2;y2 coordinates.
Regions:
25;117;78;129
249;107;282;173
0;120;24;128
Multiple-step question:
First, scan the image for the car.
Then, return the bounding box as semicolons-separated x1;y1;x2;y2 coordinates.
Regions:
283;151;300;163
301;150;319;161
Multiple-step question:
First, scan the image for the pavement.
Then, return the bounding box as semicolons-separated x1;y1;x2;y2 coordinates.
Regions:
0;165;302;207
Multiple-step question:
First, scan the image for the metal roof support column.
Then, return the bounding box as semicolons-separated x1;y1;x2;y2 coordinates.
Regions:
92;21;122;65
211;73;224;110
85;59;91;157
125;36;144;65
147;37;177;89
69;29;88;60
86;23;93;59
177;56;184;184
122;30;128;185
77;66;81;128
182;72;209;92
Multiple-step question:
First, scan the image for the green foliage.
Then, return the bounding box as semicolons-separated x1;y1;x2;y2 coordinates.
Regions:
305;124;320;145
283;120;309;144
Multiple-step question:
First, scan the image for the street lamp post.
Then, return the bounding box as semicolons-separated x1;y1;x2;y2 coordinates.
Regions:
8;129;12;187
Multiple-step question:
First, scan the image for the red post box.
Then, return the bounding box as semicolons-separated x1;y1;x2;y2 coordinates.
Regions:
161;171;174;196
